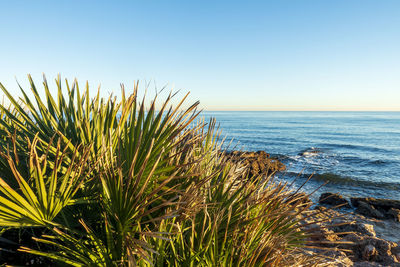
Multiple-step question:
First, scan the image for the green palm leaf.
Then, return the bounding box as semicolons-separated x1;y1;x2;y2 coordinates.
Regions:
0;135;91;227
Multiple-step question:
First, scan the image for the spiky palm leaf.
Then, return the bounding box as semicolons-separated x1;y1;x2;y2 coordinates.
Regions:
0;75;132;159
0;134;91;227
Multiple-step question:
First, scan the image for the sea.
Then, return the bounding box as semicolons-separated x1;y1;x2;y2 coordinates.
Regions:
199;111;400;201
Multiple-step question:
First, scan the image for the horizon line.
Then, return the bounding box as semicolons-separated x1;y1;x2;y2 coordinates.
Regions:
201;109;400;112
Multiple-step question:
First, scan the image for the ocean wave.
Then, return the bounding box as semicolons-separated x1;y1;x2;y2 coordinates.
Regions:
298;147;323;157
369;159;387;165
282;171;400;191
285;148;393;168
320;143;390;153
284;149;340;168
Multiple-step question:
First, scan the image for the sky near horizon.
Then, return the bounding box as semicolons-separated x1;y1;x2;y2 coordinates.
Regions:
1;1;399;111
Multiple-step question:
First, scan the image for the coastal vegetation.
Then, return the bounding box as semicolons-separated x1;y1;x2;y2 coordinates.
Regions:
0;75;322;266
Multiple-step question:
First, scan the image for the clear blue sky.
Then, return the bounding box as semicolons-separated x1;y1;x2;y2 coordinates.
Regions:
1;0;399;111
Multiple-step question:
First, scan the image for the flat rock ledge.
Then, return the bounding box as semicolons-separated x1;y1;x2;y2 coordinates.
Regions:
222;150;286;176
317;193;400;222
311;193;400;266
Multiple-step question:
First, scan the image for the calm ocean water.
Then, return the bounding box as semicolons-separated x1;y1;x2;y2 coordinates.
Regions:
200;111;400;200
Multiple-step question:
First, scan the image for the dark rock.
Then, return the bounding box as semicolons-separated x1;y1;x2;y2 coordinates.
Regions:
363;244;378;261
223;150;286;176
351;197;400;211
359;237;398;265
319;192;351;208
298;147;321;156
333;222;376;237
387;208;400;222
353;262;383;267
341;234;399;265
312;226;340;243
392;245;400;262
351;197;400;221
356;201;385;219
339;233;364;254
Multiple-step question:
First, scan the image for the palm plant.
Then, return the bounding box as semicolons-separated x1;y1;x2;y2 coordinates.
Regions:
0;75;202;265
0;75;327;266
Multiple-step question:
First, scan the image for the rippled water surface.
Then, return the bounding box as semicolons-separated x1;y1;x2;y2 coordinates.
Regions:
200;111;400;200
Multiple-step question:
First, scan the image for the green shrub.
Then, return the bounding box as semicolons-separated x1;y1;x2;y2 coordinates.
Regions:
0;75;323;266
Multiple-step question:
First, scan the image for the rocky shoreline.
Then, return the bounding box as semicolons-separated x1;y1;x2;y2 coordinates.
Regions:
230;150;400;266
312;193;400;266
222;150;286;176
